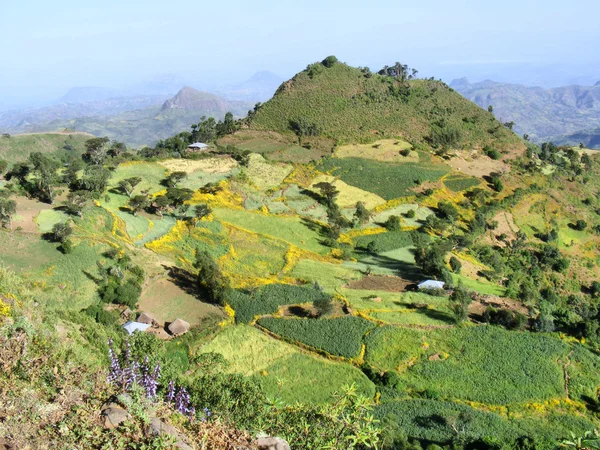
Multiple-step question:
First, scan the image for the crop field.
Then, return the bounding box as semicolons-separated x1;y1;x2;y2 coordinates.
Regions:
309;175;386;209
219;225;289;287
257;316;375;359
289;259;361;290
244;154;293;190
214;208;330;255
317;157;450;200
365;326;573;405
350;247;420;279
198;325;375;404
453;274;506;296
375;398;594;445
109;161;167;195
354;231;414;252
159;156;238;174
335;139;416;163
372;203;433;228
228;283;331;323
0;132;91;163
443;174;481;192
138;277;225;326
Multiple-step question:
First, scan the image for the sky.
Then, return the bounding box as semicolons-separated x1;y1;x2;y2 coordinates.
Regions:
1;0;599;108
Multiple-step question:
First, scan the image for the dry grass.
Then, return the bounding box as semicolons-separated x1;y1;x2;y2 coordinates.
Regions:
159;156;238;174
336;139;416;163
309;175;386;209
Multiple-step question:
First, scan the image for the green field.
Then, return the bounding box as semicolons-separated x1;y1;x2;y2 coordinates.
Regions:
198;325;375;404
0;132;91;163
214;207;330;255
318;157;450;200
365;326;571;405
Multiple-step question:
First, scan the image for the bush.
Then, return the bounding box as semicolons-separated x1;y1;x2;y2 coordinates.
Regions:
449;256;462;274
404;209;416;219
257;316;375;358
115;280;142;308
385;215;402;231
321;55;339;68
572;219;588;231
483;146;502;160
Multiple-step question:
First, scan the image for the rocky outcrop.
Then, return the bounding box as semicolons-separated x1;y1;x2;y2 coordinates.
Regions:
255;436;291;450
100;401;132;429
144;417;193;450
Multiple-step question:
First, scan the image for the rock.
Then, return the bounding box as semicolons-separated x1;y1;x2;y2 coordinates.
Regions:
101;405;132;429
255;436;291;450
145;417;193;450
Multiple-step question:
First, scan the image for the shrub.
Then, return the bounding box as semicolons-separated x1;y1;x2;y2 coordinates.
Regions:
399;148;412;157
385;215;402;231
257;316;375;358
483;145;502;160
449;256;462;274
321;55;339;68
572;219;588;231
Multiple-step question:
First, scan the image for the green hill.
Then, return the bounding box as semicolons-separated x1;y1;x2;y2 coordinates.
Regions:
0;132;92;163
244;59;522;153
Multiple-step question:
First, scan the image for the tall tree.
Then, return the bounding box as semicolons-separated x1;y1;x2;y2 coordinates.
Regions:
83;137;110;165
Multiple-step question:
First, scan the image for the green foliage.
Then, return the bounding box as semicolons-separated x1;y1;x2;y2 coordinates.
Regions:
449;256;462;274
318;157;449;200
449;282;471;323
321;55;339;68
194;250;229;305
355;231;414;253
228;284;331;323
257;316;375;358
385;215;402;231
483;145;502;160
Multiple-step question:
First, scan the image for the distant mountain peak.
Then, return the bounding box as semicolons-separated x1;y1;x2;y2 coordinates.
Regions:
160;87;229;111
595;81;600;87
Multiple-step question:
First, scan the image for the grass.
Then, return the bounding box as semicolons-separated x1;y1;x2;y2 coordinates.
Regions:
354;231;414;252
109;161;167;195
214;208;330;255
453;273;506;296
317;157;449;200
198;325;375;404
0;132;91;163
35;209;69;233
365;326;570;405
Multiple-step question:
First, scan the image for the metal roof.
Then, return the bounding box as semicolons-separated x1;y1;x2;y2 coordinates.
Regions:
122;321;151;335
417;280;446;290
187;142;208;148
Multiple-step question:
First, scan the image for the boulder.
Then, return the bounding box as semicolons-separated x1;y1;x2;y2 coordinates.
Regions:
255;437;291;450
145;417;193;450
101;403;132;429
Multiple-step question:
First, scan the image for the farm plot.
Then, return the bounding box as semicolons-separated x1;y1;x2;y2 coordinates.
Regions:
227;283;332;323
198;325;375;404
110;162;166;195
349;246;420;279
365;326;570;405
289;259;361;291
309;175;386;210
244;153;293;190
375;398;594;445
257;316;375;359
138;277;225;327
214;207;330;255
443;174;481;192
335;139;416;163
372;204;434;228
317;157;450;200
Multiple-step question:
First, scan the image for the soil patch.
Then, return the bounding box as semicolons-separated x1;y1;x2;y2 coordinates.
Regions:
345;275;412;292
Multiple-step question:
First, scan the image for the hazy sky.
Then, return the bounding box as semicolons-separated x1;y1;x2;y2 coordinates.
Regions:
1;0;599;107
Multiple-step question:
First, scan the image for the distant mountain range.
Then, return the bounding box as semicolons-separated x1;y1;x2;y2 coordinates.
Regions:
451;78;600;148
0;70;282;147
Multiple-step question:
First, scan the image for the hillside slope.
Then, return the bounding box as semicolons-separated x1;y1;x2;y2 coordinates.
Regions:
0;132;92;163
246;60;522;151
452;78;600;145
